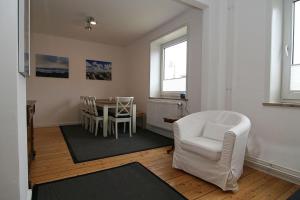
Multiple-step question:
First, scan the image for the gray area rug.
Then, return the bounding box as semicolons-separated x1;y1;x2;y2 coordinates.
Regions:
60;125;173;163
288;189;300;200
32;162;187;200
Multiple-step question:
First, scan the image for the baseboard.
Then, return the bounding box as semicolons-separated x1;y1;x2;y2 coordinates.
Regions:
146;124;173;139
34;121;80;128
245;156;300;185
27;189;32;200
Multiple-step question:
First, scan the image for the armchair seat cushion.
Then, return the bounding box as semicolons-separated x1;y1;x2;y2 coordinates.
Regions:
181;137;223;161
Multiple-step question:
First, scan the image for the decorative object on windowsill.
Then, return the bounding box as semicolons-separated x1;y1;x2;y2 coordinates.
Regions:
36;54;69;78
86;59;112;80
180;93;186;100
85;16;97;31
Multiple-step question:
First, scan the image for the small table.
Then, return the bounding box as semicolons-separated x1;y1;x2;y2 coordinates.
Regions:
96;99;137;137
163;117;178;154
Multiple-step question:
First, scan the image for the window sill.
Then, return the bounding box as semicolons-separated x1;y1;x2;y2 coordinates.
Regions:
262;102;300;108
149;97;188;101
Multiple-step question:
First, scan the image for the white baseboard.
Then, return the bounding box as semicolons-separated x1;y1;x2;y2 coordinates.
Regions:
27;189;32;200
245;156;300;185
147;124;173;139
34;121;80;128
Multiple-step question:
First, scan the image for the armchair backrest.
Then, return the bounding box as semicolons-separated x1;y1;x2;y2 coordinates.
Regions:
201;111;245;141
174;111;249;141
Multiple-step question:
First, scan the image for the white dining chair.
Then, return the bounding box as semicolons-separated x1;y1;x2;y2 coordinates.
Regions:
88;96;103;136
81;96;92;130
109;97;134;139
80;96;88;127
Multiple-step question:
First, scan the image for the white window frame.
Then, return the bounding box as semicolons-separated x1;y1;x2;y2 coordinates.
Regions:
160;36;188;97
282;0;300;100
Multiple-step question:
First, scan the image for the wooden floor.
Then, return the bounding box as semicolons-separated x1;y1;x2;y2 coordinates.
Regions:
31;127;299;200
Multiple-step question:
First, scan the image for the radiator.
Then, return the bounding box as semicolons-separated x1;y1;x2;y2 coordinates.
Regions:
147;99;183;131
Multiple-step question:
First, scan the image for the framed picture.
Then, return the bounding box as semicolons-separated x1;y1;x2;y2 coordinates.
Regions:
36;54;69;78
86;59;112;80
18;0;30;77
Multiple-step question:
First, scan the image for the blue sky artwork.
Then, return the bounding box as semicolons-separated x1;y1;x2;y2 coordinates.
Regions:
86;59;112;80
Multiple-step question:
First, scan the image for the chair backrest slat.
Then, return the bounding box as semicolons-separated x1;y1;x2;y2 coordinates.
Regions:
88;96;98;116
115;97;134;117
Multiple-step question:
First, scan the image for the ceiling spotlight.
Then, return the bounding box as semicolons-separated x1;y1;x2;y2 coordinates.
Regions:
85;17;97;31
90;20;97;25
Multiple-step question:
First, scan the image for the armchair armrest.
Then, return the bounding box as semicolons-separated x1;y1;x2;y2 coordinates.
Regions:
220;116;251;175
173;113;207;141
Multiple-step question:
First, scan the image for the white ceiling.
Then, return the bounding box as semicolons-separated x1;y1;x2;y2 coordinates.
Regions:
31;0;191;46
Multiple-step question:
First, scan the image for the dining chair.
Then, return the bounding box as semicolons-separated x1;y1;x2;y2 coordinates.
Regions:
80;96;87;127
81;96;92;130
109;97;134;139
89;96;103;136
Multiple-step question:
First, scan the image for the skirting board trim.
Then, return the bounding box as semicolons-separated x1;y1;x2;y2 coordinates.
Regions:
27;189;32;200
245;156;300;185
34;121;81;128
146;124;173;139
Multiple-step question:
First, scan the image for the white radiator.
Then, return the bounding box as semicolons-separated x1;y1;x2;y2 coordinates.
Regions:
147;99;183;131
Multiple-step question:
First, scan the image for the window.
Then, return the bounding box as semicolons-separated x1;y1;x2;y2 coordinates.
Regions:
161;37;187;96
282;0;300;99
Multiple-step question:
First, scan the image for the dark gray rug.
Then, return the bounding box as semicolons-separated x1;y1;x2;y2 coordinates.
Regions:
60;125;173;163
289;189;300;200
32;162;186;200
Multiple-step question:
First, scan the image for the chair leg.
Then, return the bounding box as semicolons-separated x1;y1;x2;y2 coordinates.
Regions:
95;120;99;136
108;120;111;135
90;118;93;133
81;113;84;127
123;122;126;133
129;120;132;137
82;116;85;127
115;122;118;139
85;117;89;130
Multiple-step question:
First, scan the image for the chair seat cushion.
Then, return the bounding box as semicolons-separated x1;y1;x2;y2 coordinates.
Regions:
181;137;223;161
109;112;131;118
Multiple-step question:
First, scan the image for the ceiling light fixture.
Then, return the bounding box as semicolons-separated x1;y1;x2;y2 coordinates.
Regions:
85;17;97;31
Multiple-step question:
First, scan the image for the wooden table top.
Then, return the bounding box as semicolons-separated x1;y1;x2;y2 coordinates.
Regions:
96;99;136;105
96;99;116;105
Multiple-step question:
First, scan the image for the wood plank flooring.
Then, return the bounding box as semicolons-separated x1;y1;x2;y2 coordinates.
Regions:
31;127;299;200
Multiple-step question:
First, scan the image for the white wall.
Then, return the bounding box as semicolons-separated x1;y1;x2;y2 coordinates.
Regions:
27;33;129;127
0;0;28;199
126;8;203;113
27;0;300;180
230;0;300;173
127;0;300;178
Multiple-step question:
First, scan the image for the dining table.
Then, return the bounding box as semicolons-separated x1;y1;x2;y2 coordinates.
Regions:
96;99;137;137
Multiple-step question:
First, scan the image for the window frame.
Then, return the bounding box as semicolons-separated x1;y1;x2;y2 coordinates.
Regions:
282;0;300;100
160;36;188;97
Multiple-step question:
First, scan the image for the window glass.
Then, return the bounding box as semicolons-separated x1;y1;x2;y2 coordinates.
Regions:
293;1;300;65
290;1;300;91
162;41;187;92
290;66;300;90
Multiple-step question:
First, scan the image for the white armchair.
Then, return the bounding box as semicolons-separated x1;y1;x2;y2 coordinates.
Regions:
172;111;251;191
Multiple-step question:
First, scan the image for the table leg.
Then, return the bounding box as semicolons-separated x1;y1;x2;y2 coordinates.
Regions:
103;106;108;137
132;104;136;133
